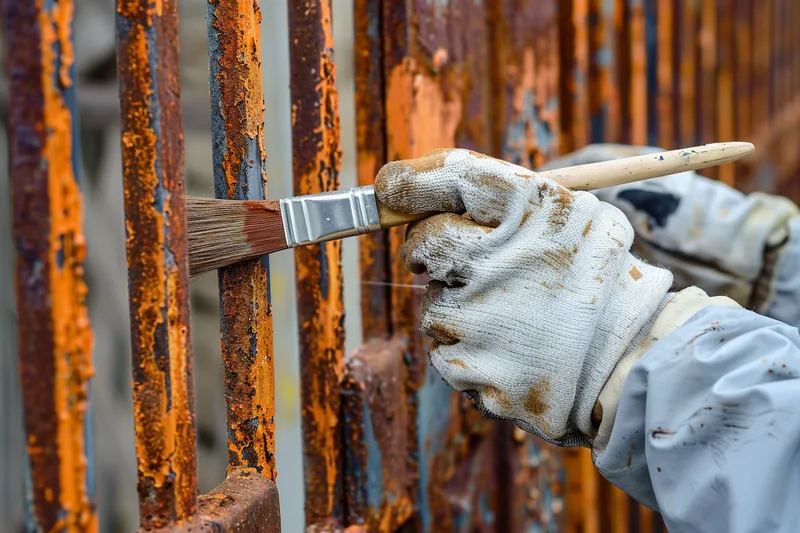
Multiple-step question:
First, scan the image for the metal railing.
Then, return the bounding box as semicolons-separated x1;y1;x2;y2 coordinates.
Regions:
4;0;800;531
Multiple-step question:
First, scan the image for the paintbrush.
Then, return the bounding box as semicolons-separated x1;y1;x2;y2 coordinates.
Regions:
187;142;754;277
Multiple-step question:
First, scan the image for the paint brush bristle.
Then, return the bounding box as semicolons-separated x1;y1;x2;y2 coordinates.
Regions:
187;197;286;277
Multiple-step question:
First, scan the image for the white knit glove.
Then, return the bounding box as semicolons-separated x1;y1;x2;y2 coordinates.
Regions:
540;144;800;311
374;149;674;446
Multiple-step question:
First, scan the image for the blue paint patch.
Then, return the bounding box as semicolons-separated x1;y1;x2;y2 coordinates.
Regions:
56;235;65;268
595;47;612;68
362;403;384;511
206;1;233;200
24;451;39;532
479;490;495;525
502;90;558;166
645;0;659;146
416;362;454;531
84;384;96;503
319;243;329;299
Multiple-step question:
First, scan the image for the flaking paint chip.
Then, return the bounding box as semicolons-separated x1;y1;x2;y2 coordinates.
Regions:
629;266;643;280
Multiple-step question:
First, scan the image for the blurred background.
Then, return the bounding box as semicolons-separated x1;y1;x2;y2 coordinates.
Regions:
0;1;361;530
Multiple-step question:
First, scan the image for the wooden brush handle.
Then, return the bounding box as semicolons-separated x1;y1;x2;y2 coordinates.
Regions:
376;142;754;229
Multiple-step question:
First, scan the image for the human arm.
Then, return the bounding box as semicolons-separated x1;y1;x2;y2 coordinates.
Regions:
375;148;800;532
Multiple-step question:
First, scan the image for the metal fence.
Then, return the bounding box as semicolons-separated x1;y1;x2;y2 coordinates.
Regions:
3;0;800;531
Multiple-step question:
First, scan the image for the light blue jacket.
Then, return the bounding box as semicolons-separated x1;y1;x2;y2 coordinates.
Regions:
595;218;800;532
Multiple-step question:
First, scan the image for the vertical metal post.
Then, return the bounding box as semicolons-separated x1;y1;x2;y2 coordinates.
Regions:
4;0;96;530
656;0;676;149
717;0;736;186
354;0;391;341
206;0;277;480
115;0;198;528
287;0;346;527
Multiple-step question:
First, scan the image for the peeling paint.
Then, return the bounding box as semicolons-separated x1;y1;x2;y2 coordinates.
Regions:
288;0;346;527
116;0;197;527
206;0;276;481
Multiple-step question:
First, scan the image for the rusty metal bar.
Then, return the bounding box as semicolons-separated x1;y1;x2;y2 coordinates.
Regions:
354;0;391;341
717;0;736;185
4;0;96;530
287;0;346;527
628;0;648;145
560;0;591;151
656;0;676;149
589;0;622;143
206;0;276;480
115;0;198;527
677;0;699;147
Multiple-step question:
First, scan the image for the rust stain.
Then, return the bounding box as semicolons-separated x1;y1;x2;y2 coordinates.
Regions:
207;0;276;480
548;186;575;229
446;359;469;369
582;220;593;237
116;0;198;526
7;0;97;529
523;378;550;416
629;266;643;280
483;386;511;410
629;0;648;145
288;0;346;525
657;0;676;149
542;247;577;270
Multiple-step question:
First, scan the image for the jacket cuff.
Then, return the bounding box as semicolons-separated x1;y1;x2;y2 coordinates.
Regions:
591;287;741;452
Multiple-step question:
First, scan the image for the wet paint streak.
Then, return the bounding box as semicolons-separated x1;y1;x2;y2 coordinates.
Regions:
354;0;391;340
341;338;414;531
115;0;198;527
5;0;97;530
287;0;346;528
206;0;276;481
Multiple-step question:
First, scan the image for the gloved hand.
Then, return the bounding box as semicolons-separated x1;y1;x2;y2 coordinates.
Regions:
374;149;674;446
539;144;800;314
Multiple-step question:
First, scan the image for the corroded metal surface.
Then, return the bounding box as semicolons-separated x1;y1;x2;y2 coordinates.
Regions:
342;338;414;531
116;0;198;527
153;470;281;533
206;0;276;479
354;0;391;340
5;0;96;530
495;0;561;167
287;0;346;528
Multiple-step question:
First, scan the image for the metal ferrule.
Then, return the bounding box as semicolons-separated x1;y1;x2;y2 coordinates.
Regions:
280;185;382;248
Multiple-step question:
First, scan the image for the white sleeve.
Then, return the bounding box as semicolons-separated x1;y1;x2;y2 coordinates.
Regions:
761;217;800;328
595;306;800;532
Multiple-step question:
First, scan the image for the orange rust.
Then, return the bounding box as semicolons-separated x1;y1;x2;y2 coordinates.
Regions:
208;0;276;480
522;378;550;416
116;0;198;525
288;0;346;524
657;0;676;149
629;0;648;145
483;385;511;410
7;0;97;529
678;0;698;146
717;0;736;186
629;266;643;280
